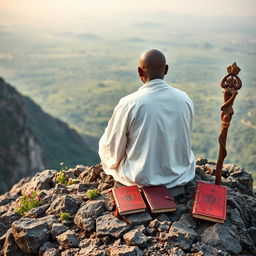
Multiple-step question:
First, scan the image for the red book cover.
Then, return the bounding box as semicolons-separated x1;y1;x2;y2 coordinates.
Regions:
112;185;147;216
192;181;227;223
141;185;176;213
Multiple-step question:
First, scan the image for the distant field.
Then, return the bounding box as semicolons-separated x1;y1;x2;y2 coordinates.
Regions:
0;19;255;181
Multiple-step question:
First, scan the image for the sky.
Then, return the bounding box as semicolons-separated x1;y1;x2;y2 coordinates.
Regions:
1;0;256;29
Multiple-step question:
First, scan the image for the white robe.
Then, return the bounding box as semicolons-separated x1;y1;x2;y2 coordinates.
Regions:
98;79;195;188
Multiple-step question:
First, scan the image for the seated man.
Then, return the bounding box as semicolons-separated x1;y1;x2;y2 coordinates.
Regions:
98;49;195;188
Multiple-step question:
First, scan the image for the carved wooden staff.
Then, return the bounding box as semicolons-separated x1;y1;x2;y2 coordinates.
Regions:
215;63;242;185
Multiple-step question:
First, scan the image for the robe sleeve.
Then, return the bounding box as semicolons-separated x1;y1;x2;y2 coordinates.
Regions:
98;104;129;173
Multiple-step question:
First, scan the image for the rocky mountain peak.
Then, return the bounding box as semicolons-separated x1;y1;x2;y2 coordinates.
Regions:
0;159;255;255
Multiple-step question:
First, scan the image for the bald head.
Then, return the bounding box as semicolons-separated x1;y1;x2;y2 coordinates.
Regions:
138;49;168;83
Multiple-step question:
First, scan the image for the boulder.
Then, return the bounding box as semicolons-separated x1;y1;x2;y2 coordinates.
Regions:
96;213;129;238
11;218;49;254
123;229;147;247
51;223;69;239
109;245;144;256
56;230;80;249
46;195;80;215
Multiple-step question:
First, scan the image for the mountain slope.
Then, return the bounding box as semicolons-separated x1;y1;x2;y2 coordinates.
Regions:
0;78;99;194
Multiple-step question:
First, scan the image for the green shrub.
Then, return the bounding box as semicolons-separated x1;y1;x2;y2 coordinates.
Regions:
15;189;41;215
86;189;100;199
60;212;71;221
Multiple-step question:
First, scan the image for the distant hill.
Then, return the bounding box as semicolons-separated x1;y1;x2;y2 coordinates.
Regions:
0;78;99;194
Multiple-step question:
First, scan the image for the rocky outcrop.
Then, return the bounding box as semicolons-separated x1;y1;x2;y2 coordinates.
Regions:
0;159;255;255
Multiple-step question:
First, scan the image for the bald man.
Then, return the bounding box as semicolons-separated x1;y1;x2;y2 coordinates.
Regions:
99;49;195;188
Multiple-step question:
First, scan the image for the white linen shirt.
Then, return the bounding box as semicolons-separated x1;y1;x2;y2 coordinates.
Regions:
98;79;195;188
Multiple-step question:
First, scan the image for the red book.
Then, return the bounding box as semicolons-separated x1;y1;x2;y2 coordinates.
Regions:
192;181;227;223
112;185;147;216
141;185;176;213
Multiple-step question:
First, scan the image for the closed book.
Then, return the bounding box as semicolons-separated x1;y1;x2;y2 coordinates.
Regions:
141;185;176;213
192;181;227;223
112;185;147;216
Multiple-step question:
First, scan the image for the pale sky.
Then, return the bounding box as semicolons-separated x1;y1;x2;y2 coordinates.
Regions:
0;0;255;30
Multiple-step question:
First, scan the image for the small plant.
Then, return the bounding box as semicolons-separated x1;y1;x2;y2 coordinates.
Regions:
67;178;78;185
86;189;100;199
60;212;71;221
55;162;68;184
15;189;41;216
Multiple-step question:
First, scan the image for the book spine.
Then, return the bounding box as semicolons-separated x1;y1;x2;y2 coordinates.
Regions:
192;183;200;214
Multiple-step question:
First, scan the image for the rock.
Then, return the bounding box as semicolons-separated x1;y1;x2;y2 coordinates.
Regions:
178;214;197;229
169;221;197;250
0;212;20;229
80;237;102;248
56;230;80;249
74;200;105;231
0;222;7;237
156;213;170;222
73;165;87;176
61;248;80;256
123;229;147;247
97;182;113;191
109;245;144;256
248;226;256;246
38;215;58;228
24;169;57;192
51;223;69;239
3;230;26;256
0;194;18;206
168;186;185;198
201;222;242;254
43;248;60;256
46;195;80;215
78;247;107;256
167;247;185;256
168;204;187;222
78;182;99;192
25;203;50;218
9;177;31;195
79;166;102;183
52;184;68;194
96;213;129;238
192;242;221;256
39;241;57;256
148;219;160;229
11;218;49;254
122;212;152;225
196;158;208;165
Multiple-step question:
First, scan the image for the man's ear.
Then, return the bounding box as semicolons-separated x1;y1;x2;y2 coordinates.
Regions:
164;64;169;75
138;66;143;77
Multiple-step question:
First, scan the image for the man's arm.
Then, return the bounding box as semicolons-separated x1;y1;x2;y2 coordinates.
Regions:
98;104;129;173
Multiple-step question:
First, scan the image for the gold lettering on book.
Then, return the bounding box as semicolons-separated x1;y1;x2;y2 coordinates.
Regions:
121;194;135;201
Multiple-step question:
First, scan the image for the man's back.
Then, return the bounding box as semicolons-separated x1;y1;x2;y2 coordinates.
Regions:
99;78;195;188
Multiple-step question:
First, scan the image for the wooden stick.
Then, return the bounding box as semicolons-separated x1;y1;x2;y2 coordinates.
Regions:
215;63;242;185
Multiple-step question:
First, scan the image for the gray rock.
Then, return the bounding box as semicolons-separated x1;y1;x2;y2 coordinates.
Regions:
201;222;242;254
25;169;57;192
121;212;152;225
0;194;18;206
148;219;160;229
168;204;187;222
96;213;129;238
178;214;197;229
12;218;49;254
168;186;185;198
248;226;256;246
196;158;208;165
169;221;197;250
38;215;58;228
167;247;185;256
192;242;222;256
156;213;170;222
46;195;80;215
43;248;60;256
56;230;80;249
25;203;50;218
74;200;105;231
39;241;57;256
61;248;80;256
78;247;107;256
123;229;147;247
78;182;99;192
0;222;7;237
52;184;68;194
74;165;87;176
0;212;20;229
51;223;69;239
157;221;171;232
80;238;102;248
109;245;144;256
3;230;26;256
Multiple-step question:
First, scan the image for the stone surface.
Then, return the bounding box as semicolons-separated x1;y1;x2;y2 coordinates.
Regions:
122;212;152;225
74;200;105;231
46;195;80;215
43;248;60;256
51;223;69;239
56;230;80;249
109;245;144;256
39;241;57;256
12;218;49;254
169;221;197;250
96;213;129;238
123;229;147;247
201;222;242;254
